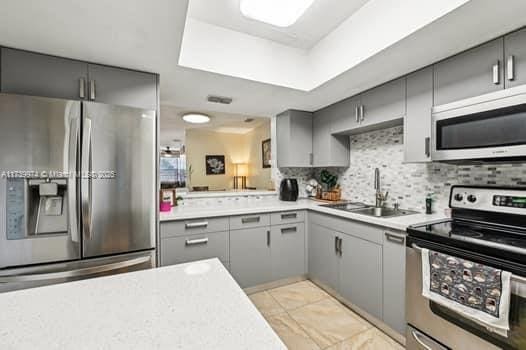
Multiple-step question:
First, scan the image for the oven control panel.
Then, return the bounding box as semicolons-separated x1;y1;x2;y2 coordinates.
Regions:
450;186;526;214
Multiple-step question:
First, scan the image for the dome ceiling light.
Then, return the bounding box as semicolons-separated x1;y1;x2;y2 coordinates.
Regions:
240;0;315;28
182;113;211;124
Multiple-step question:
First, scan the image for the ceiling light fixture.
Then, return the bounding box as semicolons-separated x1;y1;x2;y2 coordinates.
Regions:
240;0;314;27
182;113;211;124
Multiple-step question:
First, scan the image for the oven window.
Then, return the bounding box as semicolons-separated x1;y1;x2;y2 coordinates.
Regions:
436;104;526;150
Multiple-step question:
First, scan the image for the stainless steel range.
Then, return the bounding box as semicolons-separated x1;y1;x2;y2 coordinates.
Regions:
0;93;156;292
406;186;526;349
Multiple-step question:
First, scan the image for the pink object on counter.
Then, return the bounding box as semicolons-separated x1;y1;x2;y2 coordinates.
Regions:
160;201;172;212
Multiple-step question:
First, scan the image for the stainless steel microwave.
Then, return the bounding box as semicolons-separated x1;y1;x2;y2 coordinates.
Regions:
431;85;526;162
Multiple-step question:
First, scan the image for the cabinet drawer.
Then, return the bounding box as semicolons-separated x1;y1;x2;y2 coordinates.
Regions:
160;217;229;238
270;211;305;225
160;231;229;266
229;214;270;230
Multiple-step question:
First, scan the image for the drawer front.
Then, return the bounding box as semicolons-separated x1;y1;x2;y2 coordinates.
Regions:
160;217;229;238
160;231;229;266
229;213;270;230
270;211;305;225
309;212;382;244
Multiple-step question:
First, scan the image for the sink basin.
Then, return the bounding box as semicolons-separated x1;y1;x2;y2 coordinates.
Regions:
351;207;418;218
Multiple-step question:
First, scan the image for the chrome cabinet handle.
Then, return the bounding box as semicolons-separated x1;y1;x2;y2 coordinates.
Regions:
425;137;430;157
338;237;343;256
68;117;80;243
309;153;313;165
81;118;92;240
281;213;297;220
281;227;297;234
267;230;271;247
79;78;86;99
185;221;208;229
89;80;96;100
385;232;405;244
355;106;359;123
242;216;260;224
493;60;501;85
334;236;339;254
185;237;209;246
507;55;515;81
0;256;151;283
359;105;365;122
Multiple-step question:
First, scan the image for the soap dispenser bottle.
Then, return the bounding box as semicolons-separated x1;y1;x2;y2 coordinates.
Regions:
425;193;433;214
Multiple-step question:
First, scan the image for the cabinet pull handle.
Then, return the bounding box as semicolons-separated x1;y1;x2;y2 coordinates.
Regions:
185;237;209;246
338;237;343;256
281;213;297;220
359;105;365;122
185;221;208;229
281;226;297;234
507;55;515;81
89;80;96;100
385;232;405;245
242;216;260;224
355;106;359;123
79;78;86;99
267;230;271;247
309;153;313;165
334;236;339;254
425;137;430;157
493;61;500;85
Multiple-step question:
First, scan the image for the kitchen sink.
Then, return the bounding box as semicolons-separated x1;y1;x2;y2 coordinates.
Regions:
322;202;418;218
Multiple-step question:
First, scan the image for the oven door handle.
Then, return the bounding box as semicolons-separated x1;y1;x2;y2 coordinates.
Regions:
410;328;448;350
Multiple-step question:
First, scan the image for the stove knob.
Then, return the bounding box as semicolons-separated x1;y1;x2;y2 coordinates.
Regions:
467;195;477;203
454;193;463;201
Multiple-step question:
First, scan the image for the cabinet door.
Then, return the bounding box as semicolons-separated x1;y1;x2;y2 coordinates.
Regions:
504;28;526;88
308;223;339;291
230;227;272;288
271;223;305;280
0;48;87;100
276;110;313;167
327;96;361;134
339;233;383;320
434;38;504;105
382;231;406;335
404;68;433;163
360;78;406;127
312;112;350;168
87;64;157;109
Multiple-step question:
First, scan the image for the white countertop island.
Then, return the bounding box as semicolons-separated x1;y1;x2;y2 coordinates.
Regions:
0;259;286;350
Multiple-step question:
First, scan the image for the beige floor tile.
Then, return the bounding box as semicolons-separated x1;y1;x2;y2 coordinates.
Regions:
267;313;321;350
269;280;330;310
326;328;404;350
248;291;285;317
289;298;371;348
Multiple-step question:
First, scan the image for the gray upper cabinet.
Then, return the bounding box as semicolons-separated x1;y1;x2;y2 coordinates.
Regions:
230;226;272;288
504;28;526;89
308;223;339;291
312;111;350;167
276;110;313;167
338;232;383;320
434;38;504;106
87;64;157;110
1;48;88;100
270;223;306;280
404;67;433;163
325;96;361;134
382;231;406;335
359;78;406;128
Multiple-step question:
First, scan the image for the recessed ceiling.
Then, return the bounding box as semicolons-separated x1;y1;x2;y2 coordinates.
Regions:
188;0;370;49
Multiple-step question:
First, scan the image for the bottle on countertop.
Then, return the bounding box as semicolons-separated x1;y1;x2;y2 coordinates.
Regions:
425;193;433;214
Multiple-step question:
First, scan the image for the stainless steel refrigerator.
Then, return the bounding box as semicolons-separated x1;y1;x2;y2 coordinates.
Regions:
0;93;156;292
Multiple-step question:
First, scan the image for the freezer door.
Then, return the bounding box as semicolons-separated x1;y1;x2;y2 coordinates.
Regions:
0;250;155;293
82;102;155;258
0;94;81;268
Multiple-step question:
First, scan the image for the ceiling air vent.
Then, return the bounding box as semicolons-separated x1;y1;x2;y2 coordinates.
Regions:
207;95;233;105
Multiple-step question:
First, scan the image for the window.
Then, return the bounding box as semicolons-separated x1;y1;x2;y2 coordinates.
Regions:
160;156;186;187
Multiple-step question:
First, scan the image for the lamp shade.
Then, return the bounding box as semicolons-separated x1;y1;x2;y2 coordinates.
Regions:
235;163;249;177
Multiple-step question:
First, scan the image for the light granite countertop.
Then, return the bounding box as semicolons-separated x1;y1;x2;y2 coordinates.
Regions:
160;198;447;231
0;259;286;350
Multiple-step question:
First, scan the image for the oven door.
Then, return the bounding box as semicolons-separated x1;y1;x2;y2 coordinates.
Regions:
431;86;526;162
406;240;526;350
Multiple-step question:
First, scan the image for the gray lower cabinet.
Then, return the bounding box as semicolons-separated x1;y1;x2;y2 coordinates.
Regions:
87;64;158;110
338;233;383;320
358;78;406;128
404;67;433;163
161;231;229;266
276;110;313;167
308;223;339;291
229;226;272;288
504;27;526;89
433;38;504;106
1;47;87;100
270;223;305;281
382;231;406;335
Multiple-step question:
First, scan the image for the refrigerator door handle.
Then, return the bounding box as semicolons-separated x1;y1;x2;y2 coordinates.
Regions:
82;118;93;240
0;256;151;283
68;117;80;243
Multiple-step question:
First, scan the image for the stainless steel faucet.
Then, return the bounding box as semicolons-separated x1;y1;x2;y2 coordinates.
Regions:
374;168;388;207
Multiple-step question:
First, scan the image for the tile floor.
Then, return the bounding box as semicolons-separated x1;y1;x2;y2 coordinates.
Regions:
249;280;404;350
